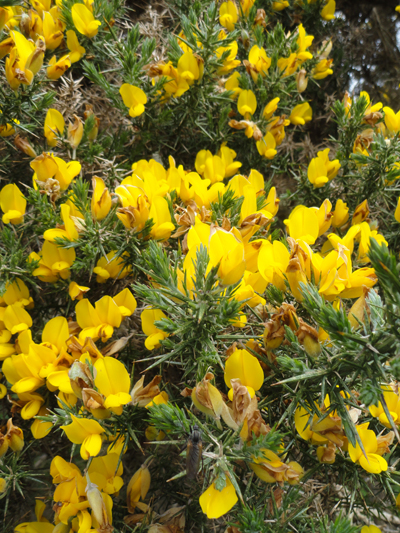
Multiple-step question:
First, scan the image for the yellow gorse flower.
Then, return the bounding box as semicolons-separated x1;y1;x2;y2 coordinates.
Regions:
219;1;238;32
93;251;131;283
224;347;264;400
199;477;238;519
348;423;388;474
290;102;312;125
72;3;101;38
307;148;341;188
91;176;112;221
321;0;336;20
237;89;257;117
0;184;27;224
120;84;147;117
44;108;65;147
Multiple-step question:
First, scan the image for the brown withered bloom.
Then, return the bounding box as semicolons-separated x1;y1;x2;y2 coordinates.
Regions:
35;177;61;205
254;9;267;28
68;336;103;361
363;111;383;126
14;135;37;157
228;119;263;140
230;379;252;425
130;375;162;407
353;129;374;152
296;318;321;357
376;431;394;455
82;388;109;417
191;373;238;429
317;442;337;464
147;505;186;533
172;202;211;239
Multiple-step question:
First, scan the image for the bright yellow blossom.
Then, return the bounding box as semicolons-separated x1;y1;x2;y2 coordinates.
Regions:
43;203;79;242
61;414;105;459
44;108;65;147
141;308;169;350
383;106;400;135
76;290;136;342
0;184;26;225
348;423;388;474
313;59;334;80
93;251;131;283
199;478;238;519
209;227;246;286
177;50;201;83
224;348;264;400
277;53;298;77
66;29;86;63
369;386;400;428
332;199;349;228
47;54;71;80
290;102;312;125
219;1;238;31
43;11;63;50
321;0;336;20
30;241;76;282
297;24;313;61
149;196;175;241
286;205;319;244
307;148;341;188
120;84;147;117
94;357;132;415
246;45;271;82
72;3;101;38
91;176;112;221
68;281;90;301
237;89;257;117
256;131;277;159
263;97;280;120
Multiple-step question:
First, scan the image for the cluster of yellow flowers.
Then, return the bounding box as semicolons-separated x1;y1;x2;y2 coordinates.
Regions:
3;0;400;530
0;132;395;522
0;1;100;90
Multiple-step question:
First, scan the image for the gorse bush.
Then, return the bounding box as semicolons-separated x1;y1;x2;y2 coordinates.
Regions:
1;0;400;532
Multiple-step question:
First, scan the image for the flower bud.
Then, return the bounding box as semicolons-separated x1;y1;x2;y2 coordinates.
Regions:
84;104;100;141
26;37;46;76
14;135;37;158
68;115;83;149
241;29;250;48
68;361;93;399
86;473;111;529
19;13;31;37
0;433;9;458
319;39;332;59
6;419;24;452
296;69;308;93
127;464;151;513
286;256;308;302
332;199;349;228
352;199;369;225
91;177;112;221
